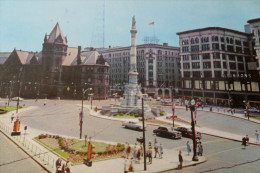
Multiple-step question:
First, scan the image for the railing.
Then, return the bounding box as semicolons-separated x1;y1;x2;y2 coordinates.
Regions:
0;121;55;170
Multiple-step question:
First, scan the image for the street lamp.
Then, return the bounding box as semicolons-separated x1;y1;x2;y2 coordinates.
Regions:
79;87;92;139
190;99;199;161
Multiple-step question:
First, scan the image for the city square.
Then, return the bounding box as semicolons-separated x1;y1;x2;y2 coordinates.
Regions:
0;0;260;173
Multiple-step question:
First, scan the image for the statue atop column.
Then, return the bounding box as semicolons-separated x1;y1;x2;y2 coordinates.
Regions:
132;16;136;28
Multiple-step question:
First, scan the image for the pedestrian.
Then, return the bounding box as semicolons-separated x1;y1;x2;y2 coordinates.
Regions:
154;137;157;145
245;135;249;145
154;142;159;158
147;144;152;164
199;143;203;156
186;141;191;156
186;105;188;111
136;147;141;162
159;143;163;158
64;159;71;173
11;113;14;123
124;142;128;158
126;143;131;159
242;136;247;149
133;143;137;159
256;130;259;143
197;142;200;155
128;159;134;172
140;144;143;157
178;150;183;170
55;158;62;173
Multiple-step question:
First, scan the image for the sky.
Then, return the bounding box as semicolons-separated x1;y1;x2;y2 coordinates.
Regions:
0;0;259;52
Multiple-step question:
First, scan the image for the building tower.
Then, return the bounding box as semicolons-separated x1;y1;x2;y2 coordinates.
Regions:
41;23;68;97
120;16;142;107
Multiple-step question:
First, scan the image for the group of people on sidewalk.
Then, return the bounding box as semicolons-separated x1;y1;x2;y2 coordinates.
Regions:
147;138;164;164
56;158;71;173
186;140;203;156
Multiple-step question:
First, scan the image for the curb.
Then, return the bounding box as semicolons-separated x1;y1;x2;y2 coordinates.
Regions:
0;129;51;173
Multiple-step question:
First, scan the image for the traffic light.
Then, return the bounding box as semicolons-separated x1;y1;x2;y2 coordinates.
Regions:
87;141;95;160
11;118;21;136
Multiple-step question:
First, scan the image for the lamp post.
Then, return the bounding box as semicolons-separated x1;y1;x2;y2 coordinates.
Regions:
141;98;147;170
190;99;199;161
80;87;92;139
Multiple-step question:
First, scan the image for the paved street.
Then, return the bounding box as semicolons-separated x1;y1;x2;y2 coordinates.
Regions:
163;106;260;139
165;138;260;173
1;99;260;173
0;132;46;173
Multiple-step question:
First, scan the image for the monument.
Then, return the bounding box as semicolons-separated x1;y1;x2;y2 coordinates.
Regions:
103;16;147;115
119;16;143;108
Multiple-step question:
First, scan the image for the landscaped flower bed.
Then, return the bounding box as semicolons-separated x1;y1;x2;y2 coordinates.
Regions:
35;134;125;163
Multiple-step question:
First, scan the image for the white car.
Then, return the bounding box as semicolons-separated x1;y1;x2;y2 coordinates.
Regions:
11;97;24;101
248;107;260;113
122;121;146;131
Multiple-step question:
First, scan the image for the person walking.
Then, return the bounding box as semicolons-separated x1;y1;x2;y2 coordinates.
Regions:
147;144;153;164
199;143;203;156
178;150;183;170
133;143;137;159
256;130;259;143
154;142;159;158
124;142;128;158
159;143;163;158
186;141;191;156
245;135;249;145
64;159;71;173
126;143;131;159
242;136;247;149
11;113;14;123
55;158;62;173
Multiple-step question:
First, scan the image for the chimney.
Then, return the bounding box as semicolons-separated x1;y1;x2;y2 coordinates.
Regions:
77;46;82;65
163;43;168;46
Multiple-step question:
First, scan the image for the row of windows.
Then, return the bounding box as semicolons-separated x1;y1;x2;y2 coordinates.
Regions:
181;36;249;47
183;61;244;70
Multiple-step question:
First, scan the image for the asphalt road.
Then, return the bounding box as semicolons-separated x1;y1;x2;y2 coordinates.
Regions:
0;131;47;173
2;99;260;173
165;139;260;173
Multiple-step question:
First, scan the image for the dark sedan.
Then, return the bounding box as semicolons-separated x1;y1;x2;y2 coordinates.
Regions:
174;127;201;139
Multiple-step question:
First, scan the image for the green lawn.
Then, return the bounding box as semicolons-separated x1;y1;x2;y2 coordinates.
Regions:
0;106;21;115
69;140;108;153
250;116;260;120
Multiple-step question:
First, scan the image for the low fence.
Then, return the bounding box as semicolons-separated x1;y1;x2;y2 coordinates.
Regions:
0;121;55;170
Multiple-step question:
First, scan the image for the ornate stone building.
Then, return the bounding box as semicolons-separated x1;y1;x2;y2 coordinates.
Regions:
0;23;109;99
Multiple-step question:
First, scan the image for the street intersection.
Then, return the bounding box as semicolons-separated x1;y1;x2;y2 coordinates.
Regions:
0;99;259;173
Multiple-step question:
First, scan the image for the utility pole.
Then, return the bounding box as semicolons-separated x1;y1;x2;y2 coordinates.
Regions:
142;98;147;170
190;99;198;161
80;88;92;139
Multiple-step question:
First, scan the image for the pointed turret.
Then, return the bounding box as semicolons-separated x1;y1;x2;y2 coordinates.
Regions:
46;22;67;44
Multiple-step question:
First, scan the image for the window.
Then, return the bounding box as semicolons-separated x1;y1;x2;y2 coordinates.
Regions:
221;44;225;51
226;37;229;43
235;40;241;45
195;37;199;43
203;62;211;69
192;62;200;69
214;61;221;68
238;63;244;70
212;36;219;42
191;45;199;52
202;44;210;51
230;38;233;44
182;47;189;52
227;45;234;52
202;53;210;59
243;41;249;47
213;53;220;59
191;54;200;60
182;40;189;45
184;72;190;77
183;55;189;61
229;62;236;69
221;37;225;42
212;43;219;50
191;38;195;44
229;55;235;61
201;37;209;43
183;63;190;69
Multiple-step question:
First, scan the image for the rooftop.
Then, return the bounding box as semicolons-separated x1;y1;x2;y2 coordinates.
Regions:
247;18;260;24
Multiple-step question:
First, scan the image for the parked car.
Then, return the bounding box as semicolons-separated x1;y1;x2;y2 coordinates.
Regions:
174;127;201;139
11;97;24;101
153;126;182;139
248;107;260;113
122;121;146;131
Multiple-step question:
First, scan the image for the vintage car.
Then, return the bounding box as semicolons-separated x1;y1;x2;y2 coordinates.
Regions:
174;126;201;139
153;126;182;139
122;121;146;131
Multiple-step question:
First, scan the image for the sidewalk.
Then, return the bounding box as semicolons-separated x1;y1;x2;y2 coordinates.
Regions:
0;107;206;173
175;105;260;124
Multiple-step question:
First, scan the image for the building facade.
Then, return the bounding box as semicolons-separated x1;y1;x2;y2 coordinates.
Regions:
177;26;260;107
0;23;109;100
93;43;180;98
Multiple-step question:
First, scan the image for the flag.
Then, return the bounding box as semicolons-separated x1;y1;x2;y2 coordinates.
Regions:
148;22;154;26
